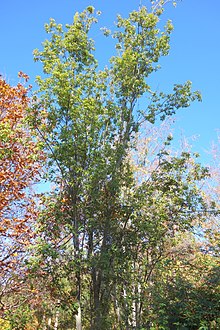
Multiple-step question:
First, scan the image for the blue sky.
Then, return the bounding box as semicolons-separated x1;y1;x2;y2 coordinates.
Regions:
1;0;220;165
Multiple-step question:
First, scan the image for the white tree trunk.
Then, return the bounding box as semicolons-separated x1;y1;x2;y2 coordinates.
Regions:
54;305;60;330
48;317;52;327
75;304;82;330
42;314;47;330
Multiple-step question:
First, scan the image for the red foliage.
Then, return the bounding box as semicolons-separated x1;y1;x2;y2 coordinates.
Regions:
0;73;43;273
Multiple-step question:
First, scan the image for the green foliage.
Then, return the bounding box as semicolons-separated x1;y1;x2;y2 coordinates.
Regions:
149;242;220;329
28;3;211;329
5;305;36;330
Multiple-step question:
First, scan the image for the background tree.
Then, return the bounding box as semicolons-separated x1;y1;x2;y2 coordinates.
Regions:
149;232;220;329
0;73;43;318
202;134;220;257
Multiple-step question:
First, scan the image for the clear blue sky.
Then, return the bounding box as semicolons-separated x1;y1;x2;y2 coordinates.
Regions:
1;0;220;164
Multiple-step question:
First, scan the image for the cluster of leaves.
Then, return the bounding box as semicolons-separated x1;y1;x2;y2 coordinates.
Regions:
149;233;220;329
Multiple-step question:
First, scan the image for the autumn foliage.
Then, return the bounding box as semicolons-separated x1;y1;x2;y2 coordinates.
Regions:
0;73;42;272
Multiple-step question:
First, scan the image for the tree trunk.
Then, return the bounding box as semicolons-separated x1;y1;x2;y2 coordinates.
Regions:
75;304;82;330
54;300;60;330
48;316;52;328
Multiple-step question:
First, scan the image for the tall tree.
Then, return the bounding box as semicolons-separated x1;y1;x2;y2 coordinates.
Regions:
27;2;210;329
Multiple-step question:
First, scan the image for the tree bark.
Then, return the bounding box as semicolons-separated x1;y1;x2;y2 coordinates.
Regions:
54;300;60;330
76;304;82;330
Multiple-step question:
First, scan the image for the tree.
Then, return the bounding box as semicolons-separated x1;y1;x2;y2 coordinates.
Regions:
0;73;43;316
202;133;220;257
24;2;211;329
149;233;220;329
